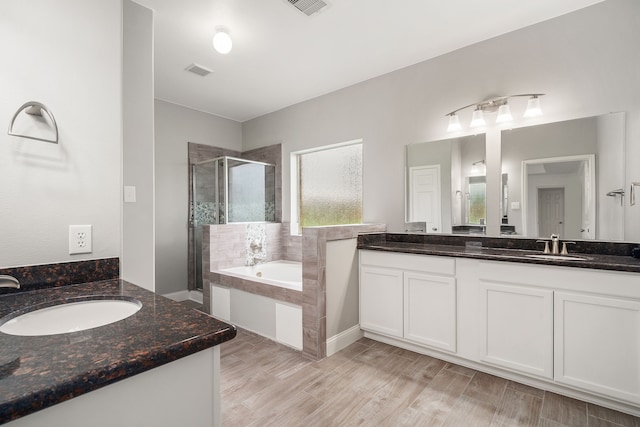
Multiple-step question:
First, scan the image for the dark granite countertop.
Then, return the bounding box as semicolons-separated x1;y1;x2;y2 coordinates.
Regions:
0;279;236;424
358;233;640;273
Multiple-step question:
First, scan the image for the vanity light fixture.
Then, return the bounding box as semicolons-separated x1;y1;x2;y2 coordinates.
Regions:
213;28;233;54
470;108;486;128
523;95;542;117
447;114;462;132
446;94;544;132
496;103;513;123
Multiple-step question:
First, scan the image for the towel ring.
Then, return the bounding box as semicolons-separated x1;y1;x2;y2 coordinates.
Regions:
8;101;59;144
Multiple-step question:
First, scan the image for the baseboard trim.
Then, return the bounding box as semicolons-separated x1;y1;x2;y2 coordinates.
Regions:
162;290;203;304
326;325;363;357
189;290;203;304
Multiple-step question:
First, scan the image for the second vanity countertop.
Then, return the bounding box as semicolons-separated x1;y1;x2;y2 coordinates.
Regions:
0;279;236;424
358;233;640;273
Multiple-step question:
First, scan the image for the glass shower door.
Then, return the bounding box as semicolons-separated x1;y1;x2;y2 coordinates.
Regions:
191;159;223;291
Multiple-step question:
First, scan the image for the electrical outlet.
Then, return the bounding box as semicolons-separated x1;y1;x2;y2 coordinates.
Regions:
69;225;92;255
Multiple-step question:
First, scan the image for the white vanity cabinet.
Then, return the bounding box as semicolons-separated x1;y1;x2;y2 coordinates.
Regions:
360;250;640;415
359;250;457;352
359;265;403;338
554;292;640;404
404;272;457;352
478;282;553;379
476;260;640;405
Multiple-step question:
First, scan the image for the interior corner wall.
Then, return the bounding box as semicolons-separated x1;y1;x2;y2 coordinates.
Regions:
154;100;242;295
0;0;122;268
122;0;155;291
326;238;359;339
241;0;640;239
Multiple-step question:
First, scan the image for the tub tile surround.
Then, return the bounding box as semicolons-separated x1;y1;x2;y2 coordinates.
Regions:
0;258;119;295
0;279;236;424
203;222;385;359
358;233;640;272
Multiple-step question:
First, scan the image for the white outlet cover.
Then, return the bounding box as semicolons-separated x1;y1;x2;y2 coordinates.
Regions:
69;225;92;255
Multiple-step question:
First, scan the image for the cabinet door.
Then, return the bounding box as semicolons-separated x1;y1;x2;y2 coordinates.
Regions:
404;272;456;352
555;292;640;404
360;266;403;338
479;282;553;379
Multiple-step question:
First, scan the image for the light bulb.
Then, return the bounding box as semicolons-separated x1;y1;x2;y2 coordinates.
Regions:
213;30;232;54
447;114;462;132
496;104;513;123
470;109;485;128
524;96;542;118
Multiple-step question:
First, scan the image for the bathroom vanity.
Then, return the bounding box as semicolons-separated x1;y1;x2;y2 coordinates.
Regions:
358;233;640;416
0;278;236;426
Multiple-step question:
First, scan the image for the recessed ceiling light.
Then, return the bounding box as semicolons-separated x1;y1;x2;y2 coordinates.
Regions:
213;29;232;54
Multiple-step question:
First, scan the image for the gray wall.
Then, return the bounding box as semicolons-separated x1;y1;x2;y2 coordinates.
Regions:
326;238;359;338
154;100;242;295
241;0;640;241
122;0;155;290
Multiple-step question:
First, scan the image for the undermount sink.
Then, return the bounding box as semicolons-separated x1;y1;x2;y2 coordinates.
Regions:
525;254;589;261
0;298;142;337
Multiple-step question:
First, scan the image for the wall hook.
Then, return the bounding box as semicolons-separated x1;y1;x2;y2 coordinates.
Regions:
606;189;625;206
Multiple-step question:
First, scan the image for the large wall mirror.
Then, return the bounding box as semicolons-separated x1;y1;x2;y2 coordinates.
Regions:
502;113;625;241
405;135;486;234
405;113;626;241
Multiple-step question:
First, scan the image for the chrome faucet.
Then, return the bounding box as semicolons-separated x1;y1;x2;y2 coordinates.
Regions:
536;234;576;255
0;275;20;289
251;255;266;266
550;234;560;254
535;234;560;254
250;240;262;253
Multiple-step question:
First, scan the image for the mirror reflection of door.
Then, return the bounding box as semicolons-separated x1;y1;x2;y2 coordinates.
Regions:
409;165;442;233
538;188;564;237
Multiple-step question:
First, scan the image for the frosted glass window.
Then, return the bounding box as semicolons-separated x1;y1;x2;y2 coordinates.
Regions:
467;176;486;225
298;143;363;228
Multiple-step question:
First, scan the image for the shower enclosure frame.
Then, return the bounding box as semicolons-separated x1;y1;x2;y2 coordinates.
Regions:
190;156;276;292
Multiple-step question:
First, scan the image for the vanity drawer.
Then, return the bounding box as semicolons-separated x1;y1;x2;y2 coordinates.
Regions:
359;250;455;276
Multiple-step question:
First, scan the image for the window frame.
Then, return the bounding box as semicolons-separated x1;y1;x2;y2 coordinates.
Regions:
290;139;363;235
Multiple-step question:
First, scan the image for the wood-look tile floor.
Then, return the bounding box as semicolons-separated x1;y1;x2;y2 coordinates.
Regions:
221;329;640;427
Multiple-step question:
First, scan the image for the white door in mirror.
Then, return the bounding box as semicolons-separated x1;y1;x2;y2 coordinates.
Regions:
0;299;141;336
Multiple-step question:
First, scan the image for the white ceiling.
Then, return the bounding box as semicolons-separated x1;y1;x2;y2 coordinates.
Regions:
134;0;604;123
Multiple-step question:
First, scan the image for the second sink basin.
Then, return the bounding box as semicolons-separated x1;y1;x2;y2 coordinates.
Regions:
525;254;589;261
0;298;142;336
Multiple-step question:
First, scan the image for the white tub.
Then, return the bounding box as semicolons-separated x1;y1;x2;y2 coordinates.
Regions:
219;260;302;291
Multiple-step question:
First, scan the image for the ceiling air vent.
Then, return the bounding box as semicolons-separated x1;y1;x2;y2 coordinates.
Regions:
287;0;328;16
185;63;213;77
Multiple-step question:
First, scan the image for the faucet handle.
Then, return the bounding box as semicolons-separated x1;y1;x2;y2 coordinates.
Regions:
250;240;263;252
550;234;559;241
561;242;576;255
0;275;20;289
536;240;551;254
